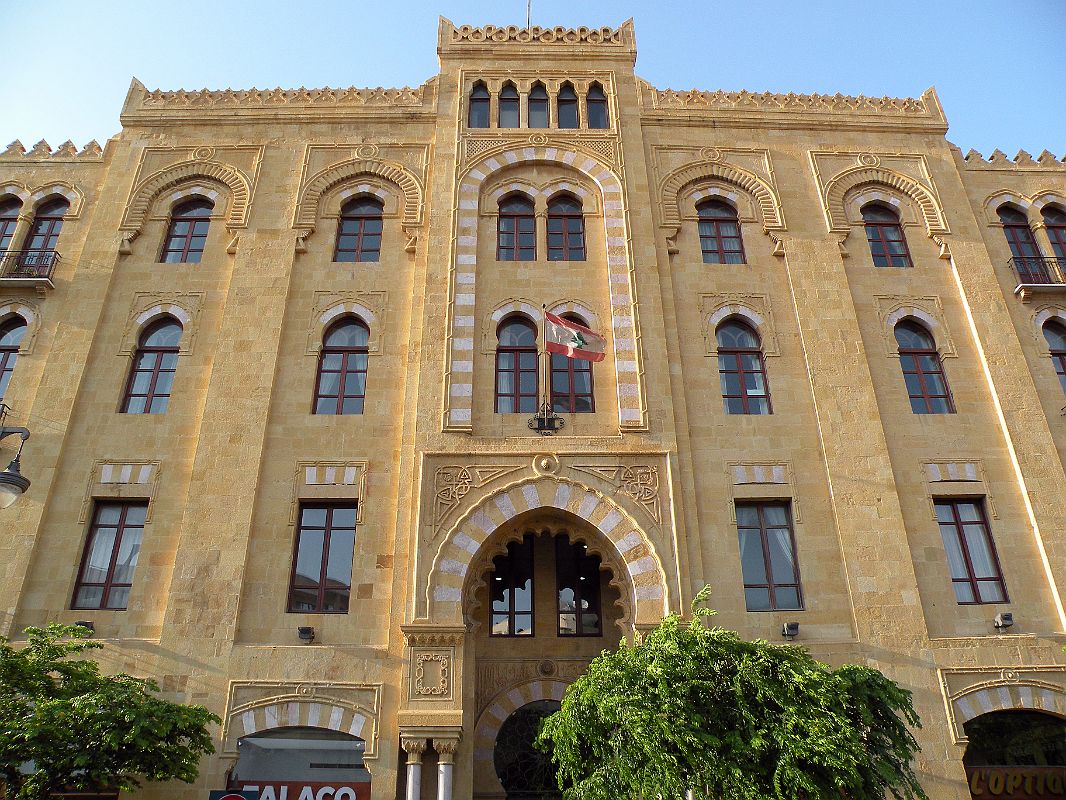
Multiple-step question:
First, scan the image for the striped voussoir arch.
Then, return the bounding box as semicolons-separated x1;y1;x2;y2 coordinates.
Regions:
473;679;568;769
953;683;1066;725
443;145;645;431
428;476;669;626
227;697;375;752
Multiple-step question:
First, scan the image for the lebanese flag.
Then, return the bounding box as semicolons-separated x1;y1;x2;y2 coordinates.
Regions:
544;312;607;362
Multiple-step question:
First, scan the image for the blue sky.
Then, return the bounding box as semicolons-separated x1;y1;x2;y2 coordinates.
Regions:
3;0;1063;156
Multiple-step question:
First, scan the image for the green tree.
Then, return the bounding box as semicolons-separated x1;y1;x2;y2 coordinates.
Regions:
538;589;927;800
0;624;220;800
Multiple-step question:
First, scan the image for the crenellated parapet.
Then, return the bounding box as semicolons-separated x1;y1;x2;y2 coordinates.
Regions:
960;147;1066;169
438;17;636;59
1;139;103;160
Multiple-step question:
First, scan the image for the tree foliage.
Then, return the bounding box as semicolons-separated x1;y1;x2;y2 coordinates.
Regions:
538;589;927;800
0;624;220;800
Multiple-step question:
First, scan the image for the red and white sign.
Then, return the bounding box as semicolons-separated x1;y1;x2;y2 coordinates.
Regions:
236;783;370;800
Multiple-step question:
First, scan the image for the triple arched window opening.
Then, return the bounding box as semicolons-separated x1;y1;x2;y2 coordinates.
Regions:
0;196;71;275
497;193;586;262
495;315;595;414
468;80;610;130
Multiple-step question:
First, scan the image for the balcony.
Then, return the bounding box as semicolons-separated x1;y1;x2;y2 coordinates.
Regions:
0;250;59;292
1009;256;1066;302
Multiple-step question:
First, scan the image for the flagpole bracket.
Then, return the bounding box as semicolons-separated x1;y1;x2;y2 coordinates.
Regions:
528;401;565;436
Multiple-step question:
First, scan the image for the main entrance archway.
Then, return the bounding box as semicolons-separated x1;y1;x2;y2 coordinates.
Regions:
964;710;1066;799
493;700;563;799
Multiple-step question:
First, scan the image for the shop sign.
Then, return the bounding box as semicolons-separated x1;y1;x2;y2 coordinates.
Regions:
234;783;370;800
210;792;259;800
967;767;1066;798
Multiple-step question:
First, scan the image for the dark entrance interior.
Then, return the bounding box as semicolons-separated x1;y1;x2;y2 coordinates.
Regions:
493;700;563;800
964;710;1066;799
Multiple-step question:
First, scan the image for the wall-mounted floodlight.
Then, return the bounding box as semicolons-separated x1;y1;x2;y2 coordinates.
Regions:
781;622;800;641
994;612;1014;630
298;626;316;644
0;407;30;509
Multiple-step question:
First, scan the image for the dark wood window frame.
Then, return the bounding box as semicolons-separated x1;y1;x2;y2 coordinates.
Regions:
121;319;182;414
333;197;384;263
716;321;772;415
26;198;69;260
496;195;536;261
1044;207;1066;262
528;83;549;129
312;318;369;415
557;83;579;129
490;534;535;637
0;199;19;253
555;535;602;636
1044;321;1066;395
895;321;955;414
549;314;594;414
736;501;803;612
935;498;1008;605
72;501;148;611
498;82;520;128
697;200;746;264
287;503;358;614
862;203;913;267
585;83;609;129
999;206;1046;282
160;198;213;263
546;195;585;261
495;317;538;414
468;82;490;128
0;318;26;402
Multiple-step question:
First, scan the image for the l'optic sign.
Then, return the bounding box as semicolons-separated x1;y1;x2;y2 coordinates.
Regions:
228;784;370;800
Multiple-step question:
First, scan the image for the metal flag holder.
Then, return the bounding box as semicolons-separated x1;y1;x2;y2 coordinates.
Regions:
528;305;565;435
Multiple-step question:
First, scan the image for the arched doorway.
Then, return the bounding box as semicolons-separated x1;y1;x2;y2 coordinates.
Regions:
493;700;563;799
229;727;370;800
964;711;1066;799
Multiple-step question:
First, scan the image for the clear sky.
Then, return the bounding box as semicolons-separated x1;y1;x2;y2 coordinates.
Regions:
3;0;1063;157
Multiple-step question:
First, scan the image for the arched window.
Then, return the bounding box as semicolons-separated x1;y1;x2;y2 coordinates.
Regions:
0;317;27;402
716;320;770;414
546;194;585;261
861;203;912;267
557;82;578;129
550;314;594;413
698;200;745;264
998;205;1045;282
586;83;609;129
313;318;369;415
495;317;538;414
1043;205;1066;263
468;82;490;128
334;197;383;263
160;198;213;263
121;318;182;414
499;82;519;128
25;198;68;272
497;195;536;261
528;83;549;129
490;534;534;635
0;199;19;254
894;320;954;414
1043;321;1066;395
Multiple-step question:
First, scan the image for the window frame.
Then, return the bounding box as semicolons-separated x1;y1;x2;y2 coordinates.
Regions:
716;320;772;415
496;195;536;261
490;535;535;637
333;197;384;263
26;198;69;255
934;498;1008;605
71;501;148;611
312;318;370;415
159;199;213;263
1044;321;1066;395
498;82;520;128
286;502;358;614
0;200;19;254
557;83;579;129
546;195;585;261
862;203;913;268
735;501;804;612
528;83;549;129
495;317;539;414
468;82;490;128
555;535;602;637
697;200;746;264
1044;207;1066;262
585;83;609;129
0;318;26;402
895;322;955;414
120;319;182;414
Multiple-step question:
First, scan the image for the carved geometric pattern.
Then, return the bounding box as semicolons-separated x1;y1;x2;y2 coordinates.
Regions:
140;85;425;108
649;85;933;116
659;160;785;237
823;166;947;236
414;651;450;697
294;157;424;232
449;23;627;45
434;465;524;525
571;464;660;523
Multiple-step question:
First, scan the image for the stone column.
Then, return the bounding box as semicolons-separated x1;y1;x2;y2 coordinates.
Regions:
434;737;460;800
401;737;427;800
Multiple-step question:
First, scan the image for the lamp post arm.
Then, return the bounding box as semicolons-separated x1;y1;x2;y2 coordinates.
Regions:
0;427;30;458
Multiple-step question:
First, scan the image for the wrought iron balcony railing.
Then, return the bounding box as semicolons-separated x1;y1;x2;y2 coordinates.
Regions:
0;250;60;282
1009;256;1066;286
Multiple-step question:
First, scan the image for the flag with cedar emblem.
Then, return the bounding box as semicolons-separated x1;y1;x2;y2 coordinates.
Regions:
544;312;607;362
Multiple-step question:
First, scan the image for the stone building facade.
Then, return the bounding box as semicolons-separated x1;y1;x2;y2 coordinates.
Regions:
1;17;1065;800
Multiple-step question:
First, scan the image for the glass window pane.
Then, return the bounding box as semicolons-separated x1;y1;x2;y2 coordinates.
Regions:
289;588;318;612
326;530;355;586
744;372;766;393
928;397;952;414
152;371;174;395
763;505;788;526
720;373;742;397
744;587;771;611
519;352;537;370
124;505;147;526
97;505;122;525
957;502;981;522
74;586;103;609
904;373;924;398
977;582;1006;603
110;530;142;584
519;372;536;393
767;529;796;583
125;397;147;414
738;530;767;584
725;397;746;414
774;587;801;610
332;506;357;528
303;507;329;529
939;526;968;580
953;582;975;603
514;614;533;635
317;372;341;397
735;505;760;526
322;589;350;612
105;587;130;610
934;502;953;523
148;396;169;414
963;526;998;578
341;397;364;414
497;396;514;414
748;397;770;415
559;613;577;635
492;613;510;634
82;527;117;582
294;530;325;585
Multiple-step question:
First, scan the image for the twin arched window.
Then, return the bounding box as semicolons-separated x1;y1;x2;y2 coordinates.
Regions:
334;197;383;262
122;318;183;414
894;320;954;414
161;199;213;263
716;320;771;414
862;203;912;267
0;317;27;402
497;193;587;262
313;318;369;415
1044;321;1066;395
494;315;596;414
697;200;745;264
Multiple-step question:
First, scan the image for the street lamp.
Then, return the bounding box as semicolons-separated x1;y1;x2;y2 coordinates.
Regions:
0;405;31;509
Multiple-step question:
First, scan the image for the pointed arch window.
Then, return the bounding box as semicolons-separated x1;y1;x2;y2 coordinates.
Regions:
0;199;19;255
862;203;912;267
497;195;536;261
490;535;534;636
546;194;585;261
313;318;369;415
557;83;578;129
550;314;594;413
0;317;27;402
586;83;609;129
1043;321;1066;395
1043;206;1066;263
121;318;182;414
499;82;520;128
528;83;549;129
556;535;602;635
697;200;745;264
894;320;954;414
334;197;383;263
468;82;490;128
495;317;538;414
998;205;1045;282
160;198;213;263
25;198;68;272
716;320;771;414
